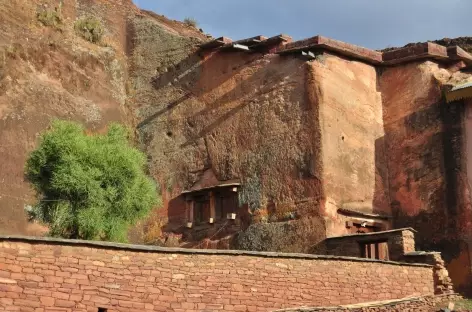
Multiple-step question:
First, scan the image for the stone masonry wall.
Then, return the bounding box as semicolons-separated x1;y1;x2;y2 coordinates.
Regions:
0;236;435;312
321;229;415;261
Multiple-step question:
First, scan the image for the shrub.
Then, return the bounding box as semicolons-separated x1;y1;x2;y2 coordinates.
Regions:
37;9;62;28
142;210;166;245
74;16;104;43
233;217;326;253
25;120;159;242
183;17;198;28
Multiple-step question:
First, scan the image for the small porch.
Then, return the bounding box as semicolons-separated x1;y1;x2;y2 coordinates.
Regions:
182;181;241;229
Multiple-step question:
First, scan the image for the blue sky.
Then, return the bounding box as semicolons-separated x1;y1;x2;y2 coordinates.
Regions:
133;0;470;50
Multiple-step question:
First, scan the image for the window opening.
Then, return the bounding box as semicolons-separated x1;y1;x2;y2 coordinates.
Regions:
360;241;389;261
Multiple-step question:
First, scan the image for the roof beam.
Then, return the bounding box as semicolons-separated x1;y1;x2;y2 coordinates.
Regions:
302;51;316;59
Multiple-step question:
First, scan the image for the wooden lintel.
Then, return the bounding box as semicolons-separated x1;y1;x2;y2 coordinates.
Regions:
232;44;250;51
209;191;216;219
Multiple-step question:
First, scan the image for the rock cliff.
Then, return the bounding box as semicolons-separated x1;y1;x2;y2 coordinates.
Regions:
0;0;206;235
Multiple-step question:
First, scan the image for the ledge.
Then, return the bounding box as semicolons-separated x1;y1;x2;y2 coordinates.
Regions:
274;293;461;311
325;227;417;241
199;36;233;50
448;46;472;64
0;235;432;267
199;33;472;67
404;251;441;256
276;35;383;64
382;42;449;65
337;207;392;220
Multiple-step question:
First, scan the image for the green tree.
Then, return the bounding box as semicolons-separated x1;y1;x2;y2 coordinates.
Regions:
25;120;159;242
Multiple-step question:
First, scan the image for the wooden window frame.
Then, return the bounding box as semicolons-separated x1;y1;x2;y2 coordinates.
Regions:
359;240;389;261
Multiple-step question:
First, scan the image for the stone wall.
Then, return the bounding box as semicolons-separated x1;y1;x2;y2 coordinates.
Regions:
0;236;435;311
319;228;416;261
404;252;454;295
275;294;462;312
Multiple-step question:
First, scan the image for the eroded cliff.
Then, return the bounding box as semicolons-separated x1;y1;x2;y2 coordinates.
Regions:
0;0;206;235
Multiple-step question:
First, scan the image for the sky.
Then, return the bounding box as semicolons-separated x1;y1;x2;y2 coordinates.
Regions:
132;0;471;50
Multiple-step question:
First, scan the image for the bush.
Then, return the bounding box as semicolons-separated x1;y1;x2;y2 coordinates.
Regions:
37;9;62;28
183;17;198;28
74;16;104;43
25;120;159;242
233;217;326;253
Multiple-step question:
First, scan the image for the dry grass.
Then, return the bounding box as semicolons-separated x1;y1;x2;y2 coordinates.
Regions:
142;211;166;245
37;9;62;28
454;298;472;311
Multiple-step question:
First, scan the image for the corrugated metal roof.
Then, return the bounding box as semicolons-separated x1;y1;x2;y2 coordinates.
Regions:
451;81;472;91
446;81;472;103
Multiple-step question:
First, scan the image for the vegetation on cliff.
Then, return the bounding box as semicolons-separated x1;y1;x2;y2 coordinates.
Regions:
74;16;104;43
37;8;62;29
25;120;159;242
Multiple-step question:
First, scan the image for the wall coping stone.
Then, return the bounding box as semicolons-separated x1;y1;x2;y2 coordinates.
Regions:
325;227;417;241
405;251;442;256
274;293;461;311
0;235;432;267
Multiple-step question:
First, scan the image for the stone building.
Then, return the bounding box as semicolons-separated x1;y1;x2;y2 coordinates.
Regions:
1;0;471;299
147;34;472;295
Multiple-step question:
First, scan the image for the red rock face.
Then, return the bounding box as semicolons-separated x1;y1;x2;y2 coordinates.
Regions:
380;61;445;217
307;54;388;237
136;42;394;243
1;1;472;294
380;61;472;295
0;0;135;235
0;0;208;235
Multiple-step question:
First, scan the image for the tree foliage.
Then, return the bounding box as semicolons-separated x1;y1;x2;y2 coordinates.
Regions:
26;120;159;242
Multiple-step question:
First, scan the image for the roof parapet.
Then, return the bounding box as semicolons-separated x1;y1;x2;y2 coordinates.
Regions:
447;46;472;64
199;34;292;53
382;42;448;65
276;35;383;64
199;36;233;50
199;34;472;67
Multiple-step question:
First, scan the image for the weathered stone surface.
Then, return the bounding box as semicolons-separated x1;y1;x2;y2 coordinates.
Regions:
379;61;472;294
0;0;207;236
307;54;388;237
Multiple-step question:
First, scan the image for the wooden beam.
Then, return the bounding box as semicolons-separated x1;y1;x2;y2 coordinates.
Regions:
302;51;316;59
187;200;194;223
209;191;216;221
231;44;250;51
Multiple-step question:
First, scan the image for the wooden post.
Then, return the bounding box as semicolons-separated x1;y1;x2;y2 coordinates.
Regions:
209;191;216;222
187;200;194;223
